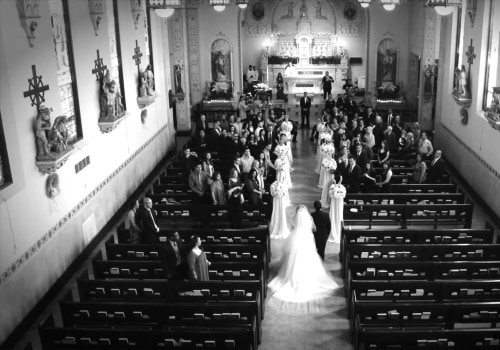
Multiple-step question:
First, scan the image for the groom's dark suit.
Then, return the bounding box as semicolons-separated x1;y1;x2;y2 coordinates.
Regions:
311;209;331;260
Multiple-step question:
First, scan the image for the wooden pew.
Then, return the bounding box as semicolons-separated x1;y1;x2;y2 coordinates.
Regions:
340;227;495;263
348;279;500;318
147;192;273;206
356;328;499;350
390;183;458;193
345;192;465;205
40;313;255;350
76;269;264;320
59;290;260;349
343;203;473;229
104;237;268;282
352;301;500;347
345;261;500;306
343;243;500;278
115;226;271;267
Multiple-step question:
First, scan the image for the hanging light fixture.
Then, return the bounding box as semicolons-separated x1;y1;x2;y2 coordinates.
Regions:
380;0;400;11
358;0;371;8
236;0;249;9
148;0;180;18
210;0;230;12
425;0;461;16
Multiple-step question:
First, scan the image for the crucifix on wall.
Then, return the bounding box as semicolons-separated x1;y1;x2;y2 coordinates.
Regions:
133;40;143;69
92;49;108;81
23;65;50;110
465;39;476;65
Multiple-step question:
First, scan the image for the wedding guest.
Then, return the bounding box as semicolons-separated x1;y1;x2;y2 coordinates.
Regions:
125;199;141;244
241;147;255;180
412;154;427;184
377;140;390;165
238;96;248;121
427;150;445;183
361;162;377;193
345;155;361;193
195;114;207;136
364;126;376;149
418;132;434;159
201;152;215;178
377;161;393;193
210;171;226;205
384;125;399;153
228;169;244;228
180;147;197;183
186;235;210;281
188;163;212;203
162;231;186;280
136;197;159;244
245;168;263;206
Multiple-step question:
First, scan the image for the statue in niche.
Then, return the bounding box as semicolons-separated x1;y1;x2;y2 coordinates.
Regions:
299;0;309;19
49;116;69;154
314;1;327;20
174;64;184;94
281;2;295;19
453;65;470;99
100;72;125;122
35;106;54;160
144;65;155;96
215;51;227;82
424;65;434;95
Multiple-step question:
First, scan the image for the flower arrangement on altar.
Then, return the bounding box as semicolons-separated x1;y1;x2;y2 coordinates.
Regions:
329;184;346;199
319;143;335;156
270;180;288;198
274;145;288;159
322;158;337;172
255;83;270;92
274;157;288;171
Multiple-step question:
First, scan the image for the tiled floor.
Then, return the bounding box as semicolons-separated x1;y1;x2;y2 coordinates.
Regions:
9;124;499;350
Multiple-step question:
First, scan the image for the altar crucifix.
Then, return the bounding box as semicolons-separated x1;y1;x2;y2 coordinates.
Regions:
23;65;50;109
465;39;476;66
92;49;108;81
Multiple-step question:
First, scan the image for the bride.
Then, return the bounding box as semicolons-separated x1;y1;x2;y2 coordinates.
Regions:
267;205;339;314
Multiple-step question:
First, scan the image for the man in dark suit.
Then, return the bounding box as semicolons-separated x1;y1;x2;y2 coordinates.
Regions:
161;231;186;280
188;163;212;203
311;201;331;260
354;143;370;169
300;91;311;129
384;125;399;153
427;150;446;183
136;197;160;243
179;147;197;183
345;155;362;193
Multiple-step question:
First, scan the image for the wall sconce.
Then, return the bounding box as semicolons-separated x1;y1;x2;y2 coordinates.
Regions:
131;0;142;30
88;0;104;36
380;0;400;11
17;0;41;47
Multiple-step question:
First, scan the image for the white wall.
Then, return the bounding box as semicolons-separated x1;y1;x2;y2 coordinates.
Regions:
435;0;500;217
0;0;175;342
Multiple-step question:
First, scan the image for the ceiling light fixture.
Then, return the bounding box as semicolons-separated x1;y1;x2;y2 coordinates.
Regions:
236;0;249;9
209;0;230;12
425;0;461;16
358;0;371;8
155;8;175;17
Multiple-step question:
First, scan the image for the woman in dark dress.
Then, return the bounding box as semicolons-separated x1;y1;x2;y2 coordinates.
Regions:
186;235;210;281
377;161;393;193
245;168;263;206
227;169;244;228
377;140;390;165
361;162;377;193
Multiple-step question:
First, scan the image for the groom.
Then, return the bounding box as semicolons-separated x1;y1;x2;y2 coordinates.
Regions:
311;201;331;261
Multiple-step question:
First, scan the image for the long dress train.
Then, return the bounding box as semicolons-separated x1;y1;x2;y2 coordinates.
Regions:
268;206;338;315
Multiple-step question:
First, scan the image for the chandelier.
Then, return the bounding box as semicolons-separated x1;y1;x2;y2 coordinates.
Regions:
148;0;181;18
357;0;401;11
209;0;249;12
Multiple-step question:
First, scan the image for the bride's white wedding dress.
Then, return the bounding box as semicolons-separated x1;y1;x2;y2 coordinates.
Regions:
267;206;339;315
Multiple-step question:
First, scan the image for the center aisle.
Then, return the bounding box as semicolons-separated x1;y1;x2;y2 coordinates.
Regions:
259;129;352;350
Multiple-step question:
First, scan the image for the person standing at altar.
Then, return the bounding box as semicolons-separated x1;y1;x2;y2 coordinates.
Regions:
321;71;334;100
300;92;311;129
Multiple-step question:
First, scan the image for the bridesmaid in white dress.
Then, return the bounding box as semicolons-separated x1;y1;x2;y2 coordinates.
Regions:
269;181;291;240
328;183;347;243
318;142;335;188
320;158;337;208
280;116;294;164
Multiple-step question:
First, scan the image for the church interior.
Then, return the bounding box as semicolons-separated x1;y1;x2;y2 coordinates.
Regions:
1;0;500;349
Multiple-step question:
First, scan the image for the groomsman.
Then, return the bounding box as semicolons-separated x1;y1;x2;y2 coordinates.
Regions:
300;92;311;129
311;201;331;261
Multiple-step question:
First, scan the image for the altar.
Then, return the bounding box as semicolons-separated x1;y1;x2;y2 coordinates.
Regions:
261;0;349;99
